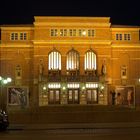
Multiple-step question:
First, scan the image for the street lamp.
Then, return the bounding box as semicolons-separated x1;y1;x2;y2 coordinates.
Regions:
0;76;12;110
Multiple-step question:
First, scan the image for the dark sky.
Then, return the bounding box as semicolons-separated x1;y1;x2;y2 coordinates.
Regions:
0;0;140;26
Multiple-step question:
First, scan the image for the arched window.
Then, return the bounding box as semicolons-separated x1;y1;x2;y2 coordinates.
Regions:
48;50;61;70
85;50;96;70
67;49;79;70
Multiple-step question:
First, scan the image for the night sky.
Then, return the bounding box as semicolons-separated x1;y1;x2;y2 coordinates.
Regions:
0;0;140;26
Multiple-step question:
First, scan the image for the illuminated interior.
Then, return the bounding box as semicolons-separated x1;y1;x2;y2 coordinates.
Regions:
48;83;61;89
67;83;80;88
86;83;98;88
48;50;61;70
66;49;79;70
85;50;96;70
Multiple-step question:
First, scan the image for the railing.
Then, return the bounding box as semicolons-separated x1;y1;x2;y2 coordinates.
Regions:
85;76;99;82
67;75;80;82
48;75;61;82
46;75;99;82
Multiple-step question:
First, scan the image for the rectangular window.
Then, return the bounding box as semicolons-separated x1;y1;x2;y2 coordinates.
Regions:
60;29;67;36
116;34;122;40
73;29;76;36
11;33;18;40
124;34;131;41
50;29;58;36
60;29;63;36
64;29;67;36
10;32;27;40
79;29;82;36
20;33;27;40
51;29;54;36
69;29;76;36
69;29;73;36
79;29;86;36
88;30;95;37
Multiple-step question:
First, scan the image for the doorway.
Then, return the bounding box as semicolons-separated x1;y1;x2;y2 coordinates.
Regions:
86;89;98;104
68;89;79;104
48;89;60;104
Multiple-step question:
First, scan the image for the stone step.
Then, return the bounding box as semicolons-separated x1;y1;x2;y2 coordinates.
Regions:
35;105;133;113
8;105;139;124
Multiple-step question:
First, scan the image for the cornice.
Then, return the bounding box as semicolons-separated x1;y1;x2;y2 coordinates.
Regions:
111;28;139;31
1;27;34;30
111;44;140;48
0;44;33;48
34;22;111;27
33;40;112;45
34;16;110;21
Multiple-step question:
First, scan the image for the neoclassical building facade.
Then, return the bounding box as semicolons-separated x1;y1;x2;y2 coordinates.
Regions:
0;16;140;109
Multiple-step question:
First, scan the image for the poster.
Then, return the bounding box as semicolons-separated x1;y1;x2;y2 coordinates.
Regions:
115;86;135;106
8;87;29;107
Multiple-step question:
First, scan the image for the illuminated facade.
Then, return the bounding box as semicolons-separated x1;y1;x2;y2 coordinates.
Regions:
0;16;140;109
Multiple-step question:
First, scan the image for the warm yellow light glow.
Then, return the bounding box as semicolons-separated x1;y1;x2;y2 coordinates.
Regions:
48;83;61;89
49;51;61;70
82;86;85;90
66;50;79;70
3;79;8;84
67;83;79;88
62;86;66;90
85;51;96;70
7;77;12;82
101;86;104;90
86;83;98;88
82;30;86;36
43;86;47;90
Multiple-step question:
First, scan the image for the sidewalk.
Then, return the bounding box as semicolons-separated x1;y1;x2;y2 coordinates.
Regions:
8;122;140;130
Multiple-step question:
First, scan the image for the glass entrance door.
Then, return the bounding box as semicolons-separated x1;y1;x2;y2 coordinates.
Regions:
86;89;98;104
68;89;79;104
48;89;60;104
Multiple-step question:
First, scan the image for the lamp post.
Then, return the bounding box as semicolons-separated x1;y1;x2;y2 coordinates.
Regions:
0;76;12;110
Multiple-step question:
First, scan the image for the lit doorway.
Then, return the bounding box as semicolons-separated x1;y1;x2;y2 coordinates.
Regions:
48;89;60;104
68;89;79;104
86;89;98;104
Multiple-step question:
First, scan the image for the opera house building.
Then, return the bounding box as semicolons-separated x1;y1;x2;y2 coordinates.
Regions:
1;16;140;110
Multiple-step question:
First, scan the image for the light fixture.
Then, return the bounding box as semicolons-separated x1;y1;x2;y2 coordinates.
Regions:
0;76;12;84
48;83;61;89
7;77;12;83
62;86;66;90
3;79;8;84
82;86;85;90
43;86;47;90
101;86;104;90
82;30;86;36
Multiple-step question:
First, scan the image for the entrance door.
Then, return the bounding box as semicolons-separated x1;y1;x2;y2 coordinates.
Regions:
68;89;79;104
87;89;98;104
48;89;60;104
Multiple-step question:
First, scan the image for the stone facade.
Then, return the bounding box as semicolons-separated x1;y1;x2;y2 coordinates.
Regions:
0;16;140;110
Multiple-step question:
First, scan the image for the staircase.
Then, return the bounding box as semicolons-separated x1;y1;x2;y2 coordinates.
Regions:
8;105;140;124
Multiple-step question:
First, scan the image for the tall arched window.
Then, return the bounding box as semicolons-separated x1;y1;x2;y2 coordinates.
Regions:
67;49;79;70
85;50;96;70
48;50;61;70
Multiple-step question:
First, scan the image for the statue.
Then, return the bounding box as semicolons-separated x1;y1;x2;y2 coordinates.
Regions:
101;59;106;75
